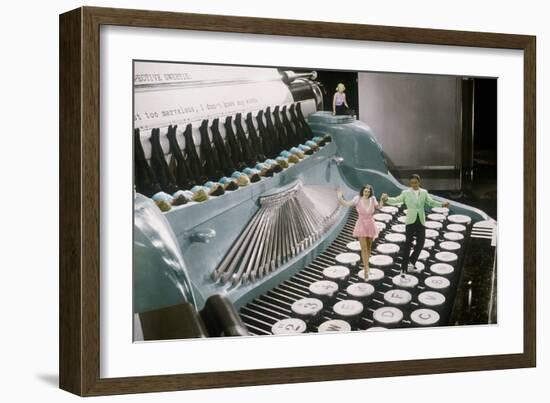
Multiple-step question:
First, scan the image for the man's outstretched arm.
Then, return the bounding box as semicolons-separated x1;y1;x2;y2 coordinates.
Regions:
426;192;450;208
382;191;405;205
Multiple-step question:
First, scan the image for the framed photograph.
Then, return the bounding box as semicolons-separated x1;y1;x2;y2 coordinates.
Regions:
59;6;536;396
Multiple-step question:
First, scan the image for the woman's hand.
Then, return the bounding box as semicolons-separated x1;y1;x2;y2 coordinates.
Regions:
442;201;450;208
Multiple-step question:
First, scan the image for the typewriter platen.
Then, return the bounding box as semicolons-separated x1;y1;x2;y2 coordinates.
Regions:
133;62;497;340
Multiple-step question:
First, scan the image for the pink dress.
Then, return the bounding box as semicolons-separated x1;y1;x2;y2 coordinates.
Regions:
352;196;380;239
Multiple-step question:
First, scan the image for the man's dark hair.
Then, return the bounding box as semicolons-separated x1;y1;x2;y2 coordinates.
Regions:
409;174;421;182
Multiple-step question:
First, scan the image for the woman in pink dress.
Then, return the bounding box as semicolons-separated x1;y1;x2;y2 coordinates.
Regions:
337;185;382;280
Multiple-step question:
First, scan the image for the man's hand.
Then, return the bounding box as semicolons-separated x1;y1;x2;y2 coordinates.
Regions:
442;201;450;208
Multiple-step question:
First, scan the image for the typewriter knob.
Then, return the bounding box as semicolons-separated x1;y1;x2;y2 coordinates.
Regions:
191;228;217;243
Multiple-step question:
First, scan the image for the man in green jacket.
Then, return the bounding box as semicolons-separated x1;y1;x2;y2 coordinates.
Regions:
381;174;450;276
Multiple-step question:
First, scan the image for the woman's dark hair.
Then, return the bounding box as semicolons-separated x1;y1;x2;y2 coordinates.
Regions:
409;173;421;182
359;185;374;198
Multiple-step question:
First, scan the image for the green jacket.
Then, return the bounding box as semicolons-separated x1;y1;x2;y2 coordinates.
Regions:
386;188;443;225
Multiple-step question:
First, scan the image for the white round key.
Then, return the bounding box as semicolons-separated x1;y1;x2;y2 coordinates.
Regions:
365;326;387;332
425;229;440;239
440;241;461;251
380;206;398;214
385;233;406;243
430;263;455;276
408;261;426;274
358;268;384;282
391;224;406;233
418;291;446;307
411;309;440;326
346;241;361;252
336;252;361;265
432;207;449;215
425;221;443;230
425;276;451;290
447;223;466;232
369;254;394;267
444;231;465;241
347;282;375;299
318;319;352;332
291;298;323;317
376;243;400;254
392;274;419;289
427;213;446;222
373;213;392;222
410;249;430;260
435;251;458;263
397;216;407;223
376;221;387;231
333;300;364;317
323;265;350;281
309;280;339;298
413;238;435;249
384;289;413;305
272;318;307;335
448;214;472;225
373;307;403;325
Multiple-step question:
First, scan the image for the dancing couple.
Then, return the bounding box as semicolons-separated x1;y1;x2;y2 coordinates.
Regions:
337;174;449;280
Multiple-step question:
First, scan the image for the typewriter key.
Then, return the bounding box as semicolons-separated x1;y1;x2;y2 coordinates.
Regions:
346;282;375;302
318;319;352;333
291;298;324;323
425;229;440;239
357;268;384;283
440;241;461;251
427;213;446;222
431;207;449;215
335;252;361;267
309;280;339;302
384;289;413;306
447;223;467;232
365;326;387;332
380;206;399;214
413;238;435;249
424;221;443;230
407;261;426;274
271;318;307;335
425;276;451;292
418;291;446;311
448;214;472;225
368;254;394;269
430;263;455;276
323;265;350;284
443;231;465;241
411;308;440;327
376;243;400;255
392;274;419;290
435;251;458;263
373;307;403;327
410;249;430;261
385;233;406;243
373;213;393;223
333;300;364;324
346;241;361;252
391;224;406;233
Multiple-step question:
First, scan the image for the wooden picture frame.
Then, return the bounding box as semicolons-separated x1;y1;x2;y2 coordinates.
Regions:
59;6;536;396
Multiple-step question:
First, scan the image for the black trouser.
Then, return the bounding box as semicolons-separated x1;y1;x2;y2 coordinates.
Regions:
400;215;425;272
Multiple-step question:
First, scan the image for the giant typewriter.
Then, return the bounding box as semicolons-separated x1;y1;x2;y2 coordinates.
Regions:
133;63;497;340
